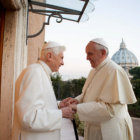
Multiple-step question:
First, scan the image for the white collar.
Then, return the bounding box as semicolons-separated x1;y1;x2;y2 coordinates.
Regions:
95;57;110;71
38;60;52;76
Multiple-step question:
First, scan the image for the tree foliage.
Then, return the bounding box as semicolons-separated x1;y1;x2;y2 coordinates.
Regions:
128;67;140;117
129;67;140;98
51;73;86;100
129;67;140;79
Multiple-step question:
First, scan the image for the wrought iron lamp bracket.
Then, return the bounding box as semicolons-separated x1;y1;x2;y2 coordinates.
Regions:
26;0;94;43
27;12;63;38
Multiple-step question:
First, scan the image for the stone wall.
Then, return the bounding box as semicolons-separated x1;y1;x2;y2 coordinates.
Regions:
27;12;45;64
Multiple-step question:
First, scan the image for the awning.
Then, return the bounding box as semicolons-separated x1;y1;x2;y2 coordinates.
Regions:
28;0;95;38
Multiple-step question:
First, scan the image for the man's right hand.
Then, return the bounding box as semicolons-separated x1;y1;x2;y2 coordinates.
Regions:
59;97;79;108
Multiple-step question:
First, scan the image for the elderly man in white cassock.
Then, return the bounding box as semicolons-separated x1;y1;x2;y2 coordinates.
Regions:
60;38;137;140
12;41;75;140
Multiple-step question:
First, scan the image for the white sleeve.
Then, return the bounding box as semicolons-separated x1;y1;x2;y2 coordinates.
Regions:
77;101;114;122
16;68;62;132
75;94;83;103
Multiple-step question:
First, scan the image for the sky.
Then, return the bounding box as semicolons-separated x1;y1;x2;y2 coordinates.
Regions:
45;0;140;80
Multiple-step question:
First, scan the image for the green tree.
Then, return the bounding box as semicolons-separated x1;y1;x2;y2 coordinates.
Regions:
51;74;86;100
128;67;140;117
71;77;86;97
129;67;140;79
61;80;73;99
129;67;140;98
51;72;63;100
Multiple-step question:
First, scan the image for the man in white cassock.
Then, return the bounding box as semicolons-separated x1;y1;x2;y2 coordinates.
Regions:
12;41;75;140
60;38;137;140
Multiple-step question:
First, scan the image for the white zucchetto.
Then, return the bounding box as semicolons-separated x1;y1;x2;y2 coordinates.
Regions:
42;41;65;50
90;38;108;48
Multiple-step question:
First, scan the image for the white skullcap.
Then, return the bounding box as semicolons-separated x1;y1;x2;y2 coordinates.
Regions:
42;41;65;50
90;38;108;48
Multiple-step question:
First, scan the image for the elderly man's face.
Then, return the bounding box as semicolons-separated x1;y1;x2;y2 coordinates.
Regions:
51;52;64;72
86;42;103;68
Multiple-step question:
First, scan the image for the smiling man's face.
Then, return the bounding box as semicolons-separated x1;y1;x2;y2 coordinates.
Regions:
50;52;64;72
86;42;104;68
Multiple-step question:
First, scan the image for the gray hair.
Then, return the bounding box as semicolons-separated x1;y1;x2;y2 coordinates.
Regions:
94;43;109;56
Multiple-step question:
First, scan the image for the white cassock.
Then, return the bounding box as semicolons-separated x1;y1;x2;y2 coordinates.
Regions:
12;60;62;140
61;118;76;140
76;57;137;140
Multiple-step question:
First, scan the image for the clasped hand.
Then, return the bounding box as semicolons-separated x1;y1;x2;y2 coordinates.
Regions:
59;97;78;119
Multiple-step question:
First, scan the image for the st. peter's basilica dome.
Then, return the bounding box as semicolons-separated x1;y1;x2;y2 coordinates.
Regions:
111;39;139;76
